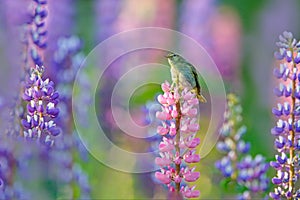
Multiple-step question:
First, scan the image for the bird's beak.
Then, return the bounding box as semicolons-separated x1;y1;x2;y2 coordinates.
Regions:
164;54;170;58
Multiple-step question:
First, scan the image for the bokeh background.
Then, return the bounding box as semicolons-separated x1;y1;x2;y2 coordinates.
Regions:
1;0;300;199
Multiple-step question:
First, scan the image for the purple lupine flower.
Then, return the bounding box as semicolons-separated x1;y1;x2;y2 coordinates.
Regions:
0;0;32;136
154;81;200;199
51;36;82;131
236;155;269;193
2;0;89;198
0;136;32;200
179;0;242;81
95;0;122;43
44;0;75;82
49;132;90;199
46;35;90;199
136;101;163;198
21;65;60;146
94;0;123;135
179;0;215;49
145;101;166;158
72;163;91;198
215;93;269;199
0;137;16;199
270;31;300;199
21;2;59;145
46;0;74;52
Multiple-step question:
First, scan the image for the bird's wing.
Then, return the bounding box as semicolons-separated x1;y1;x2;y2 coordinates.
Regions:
191;64;201;91
176;62;197;87
190;63;200;87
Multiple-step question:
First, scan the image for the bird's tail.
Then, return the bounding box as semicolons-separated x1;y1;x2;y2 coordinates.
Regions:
191;87;207;103
197;93;207;103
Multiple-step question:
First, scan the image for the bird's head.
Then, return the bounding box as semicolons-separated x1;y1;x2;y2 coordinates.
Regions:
165;52;181;63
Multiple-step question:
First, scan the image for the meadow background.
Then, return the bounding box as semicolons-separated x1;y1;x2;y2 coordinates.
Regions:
1;0;300;199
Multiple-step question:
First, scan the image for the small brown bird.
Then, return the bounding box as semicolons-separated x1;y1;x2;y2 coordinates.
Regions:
165;53;206;103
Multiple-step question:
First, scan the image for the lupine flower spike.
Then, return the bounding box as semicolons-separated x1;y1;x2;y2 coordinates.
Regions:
155;81;201;199
21;65;60;146
215;93;269;199
20;0;61;146
49;36;91;198
270;31;300;199
28;0;48;67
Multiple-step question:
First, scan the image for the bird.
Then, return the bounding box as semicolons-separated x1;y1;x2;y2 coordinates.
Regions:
165;52;206;103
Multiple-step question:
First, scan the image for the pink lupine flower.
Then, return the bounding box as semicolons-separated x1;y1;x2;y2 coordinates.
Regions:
181;185;200;198
184;150;200;163
154;81;201;198
157;125;169;135
185;137;200;148
156;110;170;120
155;156;172;167
155;171;172;184
159;138;175;152
183;168;200;182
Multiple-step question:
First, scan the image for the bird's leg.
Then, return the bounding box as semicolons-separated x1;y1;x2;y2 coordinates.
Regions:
170;75;179;93
178;85;184;93
170;81;176;90
170;83;176;96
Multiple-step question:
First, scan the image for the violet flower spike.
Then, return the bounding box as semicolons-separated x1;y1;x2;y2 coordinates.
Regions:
48;35;90;198
215;93;269;199
0;138;16;199
21;65;60;146
0;136;31;199
22;0;48;68
154;81;200;199
270;31;300;199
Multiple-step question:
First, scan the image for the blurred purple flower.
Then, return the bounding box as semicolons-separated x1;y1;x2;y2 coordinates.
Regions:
49;132;90;199
47;35;91;198
52;36;82;129
20;0;54;142
2;0;90;199
215;94;269;199
95;0;122;43
94;0;124;137
25;0;48;68
0;138;16;199
180;1;242;81
180;0;215;48
44;0;75;81
236;155;269;193
0;135;33;199
46;0;74;52
0;0;32;134
251;0;300;108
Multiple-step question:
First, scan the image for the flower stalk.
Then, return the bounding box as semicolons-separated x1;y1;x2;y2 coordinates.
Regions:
175;100;181;193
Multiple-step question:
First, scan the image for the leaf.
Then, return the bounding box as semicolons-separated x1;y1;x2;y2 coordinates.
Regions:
220;178;232;190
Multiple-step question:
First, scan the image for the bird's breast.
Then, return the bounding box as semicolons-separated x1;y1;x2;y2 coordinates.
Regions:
170;66;179;82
